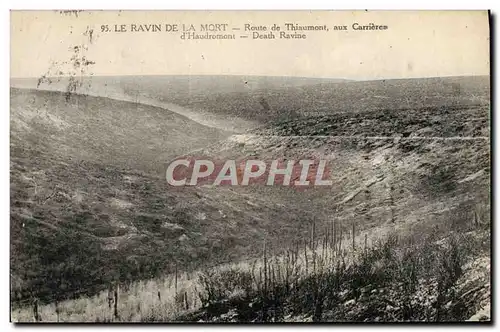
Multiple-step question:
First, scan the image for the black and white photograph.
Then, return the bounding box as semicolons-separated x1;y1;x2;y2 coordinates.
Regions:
9;10;491;323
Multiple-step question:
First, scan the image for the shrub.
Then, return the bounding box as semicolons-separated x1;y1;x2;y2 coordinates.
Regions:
197;268;253;308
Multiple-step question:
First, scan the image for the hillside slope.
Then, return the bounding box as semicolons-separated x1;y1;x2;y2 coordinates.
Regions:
11;88;229;175
191;101;490;236
11;76;488;131
166;76;490;124
11;75;349;132
10;75;490;322
10;88;317;305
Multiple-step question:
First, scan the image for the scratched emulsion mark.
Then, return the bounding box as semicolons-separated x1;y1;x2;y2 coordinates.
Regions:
83;26;95;44
38;14;96;102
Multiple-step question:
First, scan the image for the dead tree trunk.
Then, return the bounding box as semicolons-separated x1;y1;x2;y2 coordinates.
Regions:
107;284;114;309
352;222;356;251
113;285;119;320
33;298;41;322
55;300;60;322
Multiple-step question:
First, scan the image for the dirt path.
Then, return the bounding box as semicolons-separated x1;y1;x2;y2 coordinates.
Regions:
11;80;257;133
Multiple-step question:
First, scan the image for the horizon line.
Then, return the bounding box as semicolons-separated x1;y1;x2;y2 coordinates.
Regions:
9;73;490;82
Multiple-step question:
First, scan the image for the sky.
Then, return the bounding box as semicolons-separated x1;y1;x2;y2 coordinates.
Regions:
10;10;490;79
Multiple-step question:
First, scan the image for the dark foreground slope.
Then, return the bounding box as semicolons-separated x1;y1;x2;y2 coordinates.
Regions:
10;88;315;305
11;147;316;305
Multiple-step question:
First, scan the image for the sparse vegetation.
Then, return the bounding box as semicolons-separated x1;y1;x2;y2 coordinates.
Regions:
173;218;489;323
11;208;490;322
